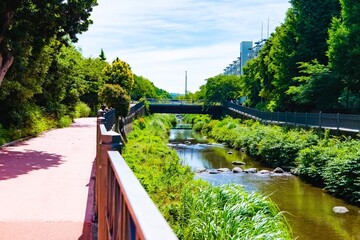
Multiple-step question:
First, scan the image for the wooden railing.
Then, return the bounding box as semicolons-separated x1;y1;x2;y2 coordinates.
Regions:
96;105;177;240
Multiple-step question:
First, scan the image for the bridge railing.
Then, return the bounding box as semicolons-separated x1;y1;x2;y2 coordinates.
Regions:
124;102;145;126
146;99;202;105
225;102;360;132
96;107;177;240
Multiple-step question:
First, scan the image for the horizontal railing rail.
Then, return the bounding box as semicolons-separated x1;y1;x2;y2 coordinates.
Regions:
147;98;202;105
225;102;360;132
96;106;177;240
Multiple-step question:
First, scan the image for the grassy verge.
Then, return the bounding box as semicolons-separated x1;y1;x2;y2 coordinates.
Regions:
122;114;293;239
184;115;360;204
0;102;91;146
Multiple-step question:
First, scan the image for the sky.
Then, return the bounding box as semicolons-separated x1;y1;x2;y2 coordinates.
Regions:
76;0;290;94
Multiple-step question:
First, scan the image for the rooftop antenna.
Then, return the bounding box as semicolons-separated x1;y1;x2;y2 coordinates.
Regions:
261;22;263;40
267;18;270;39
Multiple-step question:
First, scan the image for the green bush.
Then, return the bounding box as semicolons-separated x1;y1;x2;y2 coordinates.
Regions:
98;84;131;117
322;140;360;203
57;115;72;128
74;102;91;118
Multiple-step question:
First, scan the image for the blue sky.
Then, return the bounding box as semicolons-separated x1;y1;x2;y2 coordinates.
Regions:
76;0;290;94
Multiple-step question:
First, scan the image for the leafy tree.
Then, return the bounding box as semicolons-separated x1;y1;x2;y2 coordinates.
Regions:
103;58;134;93
99;48;106;61
328;0;360;110
131;75;157;100
290;0;340;65
194;85;206;101
287;60;342;111
154;87;171;99
240;58;262;108
98;84;130;117
240;1;340;112
0;0;97;86
204;75;242;105
79;57;109;112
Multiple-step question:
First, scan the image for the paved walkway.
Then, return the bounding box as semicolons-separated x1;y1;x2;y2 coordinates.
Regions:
0;118;97;240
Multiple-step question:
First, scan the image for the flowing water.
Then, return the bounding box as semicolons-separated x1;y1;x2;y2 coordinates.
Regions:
169;128;360;240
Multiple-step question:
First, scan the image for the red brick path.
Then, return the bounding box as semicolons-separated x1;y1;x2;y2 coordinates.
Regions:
0;118;96;240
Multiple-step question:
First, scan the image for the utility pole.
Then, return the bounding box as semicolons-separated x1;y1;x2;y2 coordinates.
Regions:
185;71;187;98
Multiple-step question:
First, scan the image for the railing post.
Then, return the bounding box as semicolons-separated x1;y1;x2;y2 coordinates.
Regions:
98;130;122;240
294;112;297;126
337;113;340;132
319;111;322;129
95;116;106;222
285;111;288;126
305;112;308;127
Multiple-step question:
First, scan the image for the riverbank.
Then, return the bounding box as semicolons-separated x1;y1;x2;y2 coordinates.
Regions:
122;114;293;239
183;115;360;205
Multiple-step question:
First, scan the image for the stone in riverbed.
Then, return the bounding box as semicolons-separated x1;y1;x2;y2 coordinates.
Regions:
273;167;285;173
243;168;257;173
332;206;349;214
209;170;220;174
217;168;230;172
258;170;271;174
232;161;246;165
232;167;243;173
195;168;207;173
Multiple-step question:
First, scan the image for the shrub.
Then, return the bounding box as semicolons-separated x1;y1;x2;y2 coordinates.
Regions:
57;115;72;128
98;84;130;117
322;140;360;203
74;102;91;118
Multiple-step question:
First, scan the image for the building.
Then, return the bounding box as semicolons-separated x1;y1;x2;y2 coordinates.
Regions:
240;41;252;75
223;41;253;76
248;39;267;59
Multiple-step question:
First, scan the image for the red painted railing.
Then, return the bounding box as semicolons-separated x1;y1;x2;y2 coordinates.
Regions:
96;104;177;240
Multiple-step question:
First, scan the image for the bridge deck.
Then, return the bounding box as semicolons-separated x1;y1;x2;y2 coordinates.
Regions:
0;118;96;240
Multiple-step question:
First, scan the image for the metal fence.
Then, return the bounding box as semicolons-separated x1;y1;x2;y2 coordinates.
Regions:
96;107;177;240
225;102;360;132
124;102;146;125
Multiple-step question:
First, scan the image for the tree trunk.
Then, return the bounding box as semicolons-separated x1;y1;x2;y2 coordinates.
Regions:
0;51;14;86
0;10;14;86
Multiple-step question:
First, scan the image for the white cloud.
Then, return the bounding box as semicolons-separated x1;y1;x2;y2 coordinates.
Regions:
76;0;290;93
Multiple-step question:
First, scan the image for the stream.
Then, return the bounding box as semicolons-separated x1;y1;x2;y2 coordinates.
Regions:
168;128;360;240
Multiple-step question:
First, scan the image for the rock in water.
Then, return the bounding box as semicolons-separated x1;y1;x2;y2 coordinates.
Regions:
195;168;207;173
332;206;349;214
273;167;285;173
232;161;245;165
232;167;243;173
217;168;230;172
244;168;257;173
259;170;270;174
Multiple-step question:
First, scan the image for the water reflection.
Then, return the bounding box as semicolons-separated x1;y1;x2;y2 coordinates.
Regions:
169;128;360;240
